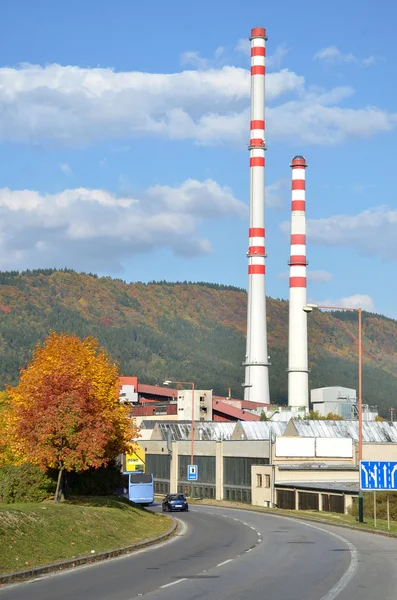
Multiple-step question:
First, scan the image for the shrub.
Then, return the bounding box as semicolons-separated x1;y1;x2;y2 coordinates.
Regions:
0;464;55;503
349;491;397;521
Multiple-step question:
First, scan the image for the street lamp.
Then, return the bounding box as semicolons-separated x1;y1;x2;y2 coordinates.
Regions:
303;303;363;523
164;380;195;498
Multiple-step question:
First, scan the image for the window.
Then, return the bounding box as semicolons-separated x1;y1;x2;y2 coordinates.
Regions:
256;474;263;487
264;474;271;488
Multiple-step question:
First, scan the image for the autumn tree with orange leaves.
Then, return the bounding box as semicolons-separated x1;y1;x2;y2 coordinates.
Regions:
5;332;138;502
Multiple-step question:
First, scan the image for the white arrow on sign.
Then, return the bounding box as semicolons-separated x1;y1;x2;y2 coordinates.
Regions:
391;465;397;489
361;464;369;488
369;465;378;488
383;464;388;488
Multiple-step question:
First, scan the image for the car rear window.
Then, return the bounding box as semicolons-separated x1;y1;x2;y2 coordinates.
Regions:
169;494;186;500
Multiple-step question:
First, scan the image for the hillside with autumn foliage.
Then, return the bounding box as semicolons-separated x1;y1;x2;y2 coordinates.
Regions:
0;269;397;417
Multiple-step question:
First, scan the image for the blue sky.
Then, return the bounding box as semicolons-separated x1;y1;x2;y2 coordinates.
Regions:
0;0;396;317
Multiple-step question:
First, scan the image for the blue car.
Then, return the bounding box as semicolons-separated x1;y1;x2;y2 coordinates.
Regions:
162;493;189;512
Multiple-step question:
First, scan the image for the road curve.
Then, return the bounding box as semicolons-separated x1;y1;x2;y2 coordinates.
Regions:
0;505;258;600
1;505;397;600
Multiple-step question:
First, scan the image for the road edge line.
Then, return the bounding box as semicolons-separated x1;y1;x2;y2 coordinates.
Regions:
192;502;397;538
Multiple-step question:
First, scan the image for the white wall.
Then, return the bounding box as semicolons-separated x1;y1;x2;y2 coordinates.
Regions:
275;436;353;459
120;384;138;404
177;390;213;421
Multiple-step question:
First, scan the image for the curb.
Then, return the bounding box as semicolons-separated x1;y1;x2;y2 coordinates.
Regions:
192;501;397;539
0;518;178;585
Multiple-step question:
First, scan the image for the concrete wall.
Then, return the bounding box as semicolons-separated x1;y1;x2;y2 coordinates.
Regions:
251;465;273;506
363;444;397;461
178;390;213;421
223;440;270;458
275;468;358;483
251;464;356;514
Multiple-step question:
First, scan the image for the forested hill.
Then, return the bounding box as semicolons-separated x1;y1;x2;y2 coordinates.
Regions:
0;269;397;417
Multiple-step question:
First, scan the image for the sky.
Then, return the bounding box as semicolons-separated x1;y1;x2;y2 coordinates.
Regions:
0;0;396;317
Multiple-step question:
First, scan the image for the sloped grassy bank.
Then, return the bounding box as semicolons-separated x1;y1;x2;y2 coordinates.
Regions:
0;496;170;575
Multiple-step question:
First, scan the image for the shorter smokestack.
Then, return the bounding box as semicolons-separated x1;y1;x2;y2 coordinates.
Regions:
287;156;309;409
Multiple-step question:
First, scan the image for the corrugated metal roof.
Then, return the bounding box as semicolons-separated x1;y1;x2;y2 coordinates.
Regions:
140;420;158;429
138;383;178;397
278;463;357;471
156;421;235;441
239;421;288;440
158;422;192;441
292;420;397;443
276;481;358;494
195;422;235;441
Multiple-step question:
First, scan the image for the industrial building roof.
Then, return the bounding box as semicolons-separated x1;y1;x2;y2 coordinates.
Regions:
155;421;235;441
195;422;235;441
138;383;178;398
212;400;260;421
140;420;158;429
278;463;358;471
276;481;359;494
234;421;288;440
291;420;397;443
157;422;191;441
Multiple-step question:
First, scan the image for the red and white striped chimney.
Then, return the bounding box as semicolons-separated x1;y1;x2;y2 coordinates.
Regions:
287;155;309;408
243;27;270;404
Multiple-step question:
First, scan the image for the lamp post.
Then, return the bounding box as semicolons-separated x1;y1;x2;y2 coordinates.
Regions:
303;303;363;522
164;380;195;498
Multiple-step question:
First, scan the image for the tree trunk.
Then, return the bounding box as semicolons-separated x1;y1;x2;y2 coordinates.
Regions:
54;465;64;503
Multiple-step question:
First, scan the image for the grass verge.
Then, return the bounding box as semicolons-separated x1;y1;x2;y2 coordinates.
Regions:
188;497;397;535
0;496;170;575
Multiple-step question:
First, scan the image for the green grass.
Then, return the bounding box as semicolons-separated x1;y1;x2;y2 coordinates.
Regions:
0;496;170;575
188;498;397;534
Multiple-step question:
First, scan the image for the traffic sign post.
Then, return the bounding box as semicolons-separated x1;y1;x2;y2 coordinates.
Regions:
360;460;397;530
188;465;198;481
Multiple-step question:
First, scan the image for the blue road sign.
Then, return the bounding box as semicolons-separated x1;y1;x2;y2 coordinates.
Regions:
188;465;198;481
360;461;397;491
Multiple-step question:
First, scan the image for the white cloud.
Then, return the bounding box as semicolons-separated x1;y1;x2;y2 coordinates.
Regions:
306;207;397;260
59;163;73;176
268;96;396;145
0;179;247;272
0;63;305;146
0;60;394;147
313;46;383;67
310;295;375;312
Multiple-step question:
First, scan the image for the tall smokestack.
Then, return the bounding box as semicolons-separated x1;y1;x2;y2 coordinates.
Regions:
287;156;309;409
243;27;270;404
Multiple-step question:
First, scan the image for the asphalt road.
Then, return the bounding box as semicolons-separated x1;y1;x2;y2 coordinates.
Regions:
1;505;397;600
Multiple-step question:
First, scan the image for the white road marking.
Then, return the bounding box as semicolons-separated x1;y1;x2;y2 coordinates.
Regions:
277;516;359;600
318;533;358;600
160;578;187;589
201;506;360;600
216;559;233;567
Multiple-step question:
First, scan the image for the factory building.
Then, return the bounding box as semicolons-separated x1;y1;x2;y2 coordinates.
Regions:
311;387;378;420
119;377;266;424
139;419;397;515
